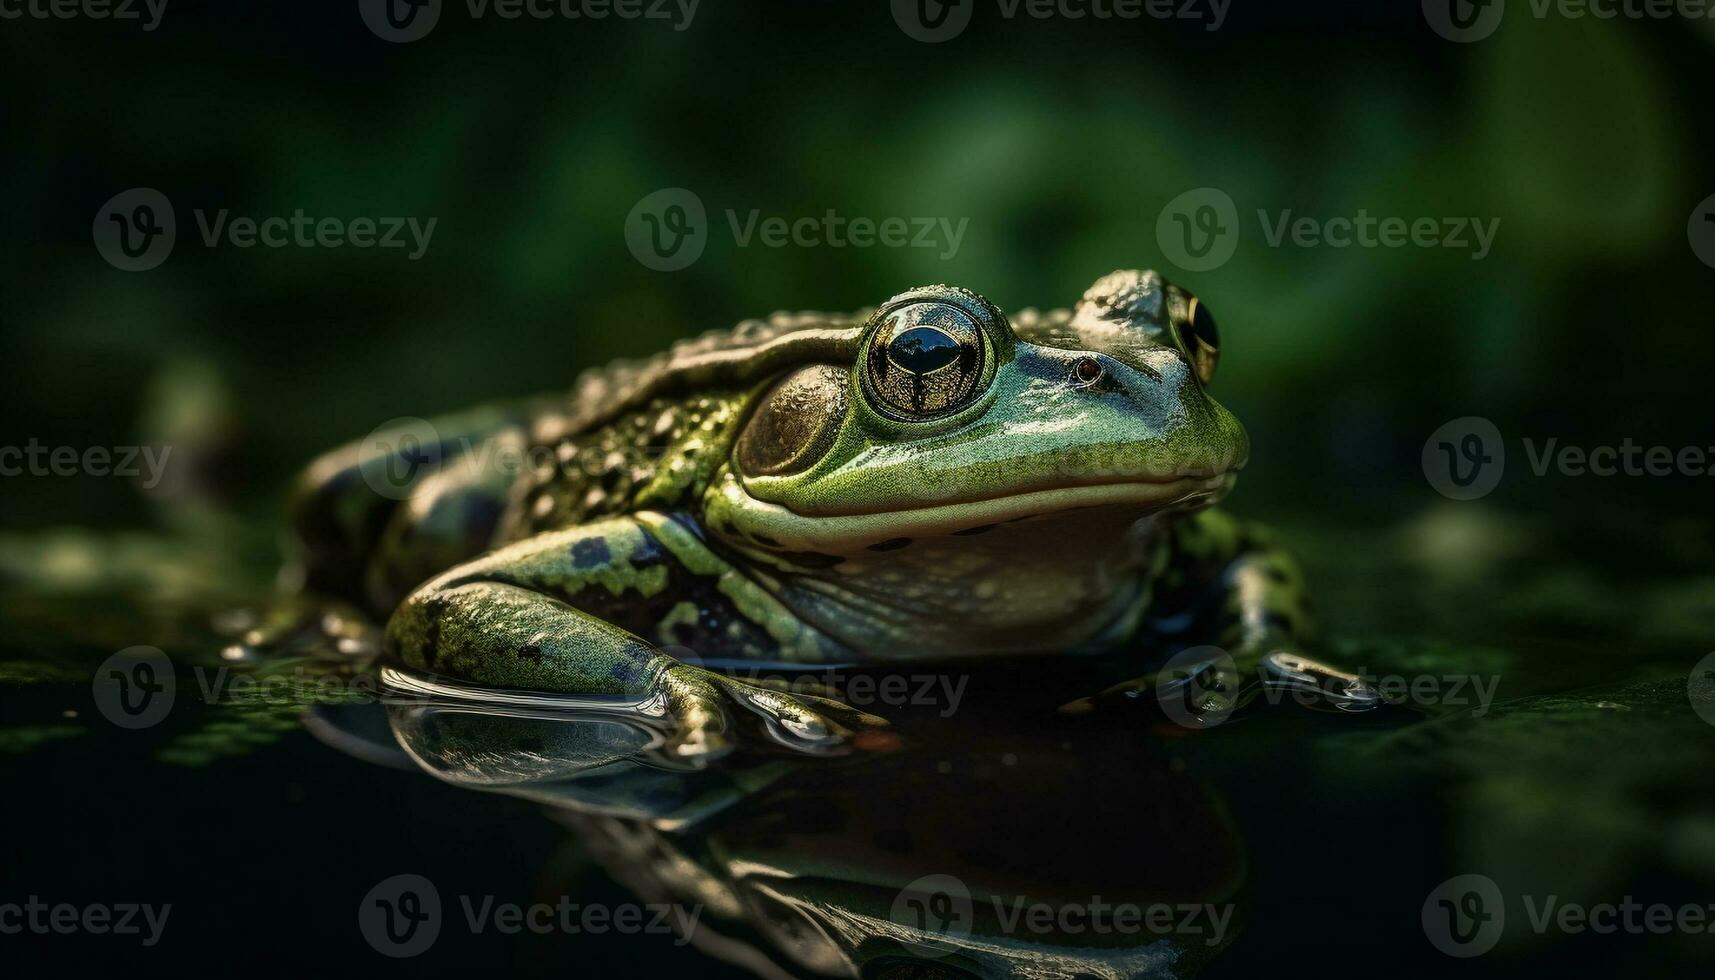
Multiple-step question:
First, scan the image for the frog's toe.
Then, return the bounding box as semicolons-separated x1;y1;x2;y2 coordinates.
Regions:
660;720;734;764
655;668;737;765
711;677;890;756
1058;655;1247;724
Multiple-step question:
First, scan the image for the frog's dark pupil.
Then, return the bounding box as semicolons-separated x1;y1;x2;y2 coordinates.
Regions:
887;327;962;374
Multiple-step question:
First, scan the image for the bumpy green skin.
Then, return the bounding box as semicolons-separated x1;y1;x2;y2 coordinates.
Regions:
284;271;1310;752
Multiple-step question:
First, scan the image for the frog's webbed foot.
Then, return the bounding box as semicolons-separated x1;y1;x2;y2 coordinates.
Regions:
1060;648;1382;726
214;594;381;665
652;661;891;763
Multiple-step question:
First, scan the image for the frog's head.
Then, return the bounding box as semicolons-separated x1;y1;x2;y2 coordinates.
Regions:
708;271;1246;565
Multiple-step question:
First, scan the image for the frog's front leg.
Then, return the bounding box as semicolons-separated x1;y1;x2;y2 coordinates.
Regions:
1067;509;1374;719
384;515;885;760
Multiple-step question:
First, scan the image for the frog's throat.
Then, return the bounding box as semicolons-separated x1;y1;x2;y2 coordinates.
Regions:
708;493;1183;658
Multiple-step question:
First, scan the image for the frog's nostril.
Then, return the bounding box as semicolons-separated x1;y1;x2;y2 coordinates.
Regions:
1072;357;1103;386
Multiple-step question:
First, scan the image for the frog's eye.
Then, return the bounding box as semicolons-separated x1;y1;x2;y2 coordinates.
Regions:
735;365;849;477
1180;296;1220;386
861;302;990;420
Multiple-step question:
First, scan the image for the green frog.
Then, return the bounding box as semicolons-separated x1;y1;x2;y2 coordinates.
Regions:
276;270;1343;759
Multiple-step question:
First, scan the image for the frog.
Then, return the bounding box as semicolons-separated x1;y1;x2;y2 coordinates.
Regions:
271;270;1350;760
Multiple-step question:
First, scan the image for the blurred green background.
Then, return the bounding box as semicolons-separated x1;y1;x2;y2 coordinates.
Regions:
4;2;1713;536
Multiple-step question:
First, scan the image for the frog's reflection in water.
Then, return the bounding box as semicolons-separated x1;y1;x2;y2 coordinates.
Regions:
329;664;1246;980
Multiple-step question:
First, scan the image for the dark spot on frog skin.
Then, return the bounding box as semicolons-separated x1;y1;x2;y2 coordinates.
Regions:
572;537;612;569
750;532;782;548
517;643;543;661
952;523;999;536
867;537;912;552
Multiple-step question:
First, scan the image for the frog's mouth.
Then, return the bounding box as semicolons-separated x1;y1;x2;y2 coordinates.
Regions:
711;469;1235;554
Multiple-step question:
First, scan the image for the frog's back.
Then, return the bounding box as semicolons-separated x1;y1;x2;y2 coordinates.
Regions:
497;310;868;542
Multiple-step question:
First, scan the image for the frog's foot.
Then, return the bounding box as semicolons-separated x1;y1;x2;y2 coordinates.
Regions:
653;661;891;762
1059;647;1252;726
213;595;381;665
1060;649;1382;726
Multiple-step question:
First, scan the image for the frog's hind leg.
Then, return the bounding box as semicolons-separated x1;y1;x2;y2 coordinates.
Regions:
384;516;886;761
360;427;531;614
223;406;539;663
284;404;539;609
